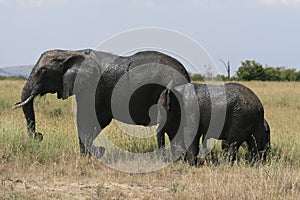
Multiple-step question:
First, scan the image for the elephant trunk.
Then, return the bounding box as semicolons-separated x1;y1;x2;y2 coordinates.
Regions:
21;82;36;134
14;78;43;140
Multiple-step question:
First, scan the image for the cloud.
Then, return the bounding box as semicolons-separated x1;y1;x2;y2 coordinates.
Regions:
258;0;300;6
16;0;67;8
0;0;8;5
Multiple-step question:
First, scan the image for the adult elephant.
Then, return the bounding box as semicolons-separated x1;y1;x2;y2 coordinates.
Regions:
14;49;191;157
156;82;270;165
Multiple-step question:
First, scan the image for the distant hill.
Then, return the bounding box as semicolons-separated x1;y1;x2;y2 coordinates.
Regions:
0;65;33;78
0;68;12;76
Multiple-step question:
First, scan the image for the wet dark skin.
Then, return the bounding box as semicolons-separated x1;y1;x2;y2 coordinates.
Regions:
15;49;190;157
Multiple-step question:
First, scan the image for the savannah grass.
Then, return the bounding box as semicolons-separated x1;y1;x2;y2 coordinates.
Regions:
0;80;299;199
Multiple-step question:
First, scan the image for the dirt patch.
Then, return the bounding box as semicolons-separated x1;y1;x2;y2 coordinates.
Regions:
1;177;170;199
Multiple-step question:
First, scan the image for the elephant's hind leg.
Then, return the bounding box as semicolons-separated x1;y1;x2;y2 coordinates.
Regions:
226;133;247;165
156;127;168;162
248;123;270;163
245;135;259;163
225;122;252;165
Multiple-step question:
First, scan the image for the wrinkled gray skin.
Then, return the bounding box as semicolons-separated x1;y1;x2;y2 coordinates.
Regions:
15;49;190;157
157;82;270;165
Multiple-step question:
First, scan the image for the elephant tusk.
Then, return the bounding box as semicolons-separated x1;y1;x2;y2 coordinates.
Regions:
12;95;35;109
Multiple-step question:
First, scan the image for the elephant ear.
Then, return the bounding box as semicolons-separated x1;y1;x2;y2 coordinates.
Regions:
174;83;192;94
174;83;200;149
61;55;86;99
174;83;197;109
62;55;85;74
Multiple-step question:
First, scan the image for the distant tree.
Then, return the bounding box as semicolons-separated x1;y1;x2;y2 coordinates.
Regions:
215;74;236;81
236;60;266;81
280;68;298;81
0;75;26;81
190;61;300;82
264;66;281;81
296;71;300;81
215;74;226;81
220;59;231;79
190;73;205;82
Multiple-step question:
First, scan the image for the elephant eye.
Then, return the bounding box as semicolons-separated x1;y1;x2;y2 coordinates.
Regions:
41;67;47;72
37;67;47;76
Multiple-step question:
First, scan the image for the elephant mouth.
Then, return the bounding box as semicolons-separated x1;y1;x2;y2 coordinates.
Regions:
57;90;72;100
13;95;35;109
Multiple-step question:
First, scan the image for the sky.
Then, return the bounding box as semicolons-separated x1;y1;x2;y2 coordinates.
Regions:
0;0;300;75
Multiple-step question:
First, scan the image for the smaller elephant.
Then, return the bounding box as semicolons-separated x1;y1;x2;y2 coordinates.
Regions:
156;82;270;165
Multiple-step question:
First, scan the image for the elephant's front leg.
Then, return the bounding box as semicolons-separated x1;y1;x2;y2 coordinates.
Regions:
76;94;105;158
170;139;184;163
169;126;186;163
77;107;104;158
156;127;167;162
199;135;210;158
195;135;209;166
184;131;201;166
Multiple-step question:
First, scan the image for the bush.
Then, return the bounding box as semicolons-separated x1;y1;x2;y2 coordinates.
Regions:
236;60;300;81
236;60;266;81
190;73;205;82
264;67;281;81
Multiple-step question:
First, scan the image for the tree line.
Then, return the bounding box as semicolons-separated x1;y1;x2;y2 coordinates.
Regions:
0;75;26;81
190;60;300;82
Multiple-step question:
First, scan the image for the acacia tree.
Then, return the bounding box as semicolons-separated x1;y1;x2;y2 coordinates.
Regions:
264;66;281;81
280;68;299;81
236;60;266;81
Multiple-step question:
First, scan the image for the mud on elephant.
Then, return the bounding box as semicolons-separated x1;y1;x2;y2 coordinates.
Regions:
14;49;191;158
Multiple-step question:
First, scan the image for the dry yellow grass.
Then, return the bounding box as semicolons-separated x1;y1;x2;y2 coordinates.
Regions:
0;80;299;199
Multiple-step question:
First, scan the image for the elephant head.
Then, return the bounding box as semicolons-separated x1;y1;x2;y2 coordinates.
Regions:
157;82;199;133
13;49;92;139
156;81;200;162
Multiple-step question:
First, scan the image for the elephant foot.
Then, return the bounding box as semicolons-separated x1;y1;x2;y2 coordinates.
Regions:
197;149;218;167
158;149;169;163
171;145;186;163
29;132;43;141
91;146;105;159
189;159;198;166
183;152;197;166
226;152;237;166
199;148;209;159
79;145;105;159
80;149;90;157
197;157;205;166
34;132;43;141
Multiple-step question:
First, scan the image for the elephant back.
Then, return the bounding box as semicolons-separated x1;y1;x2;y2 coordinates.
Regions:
95;50;191;126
